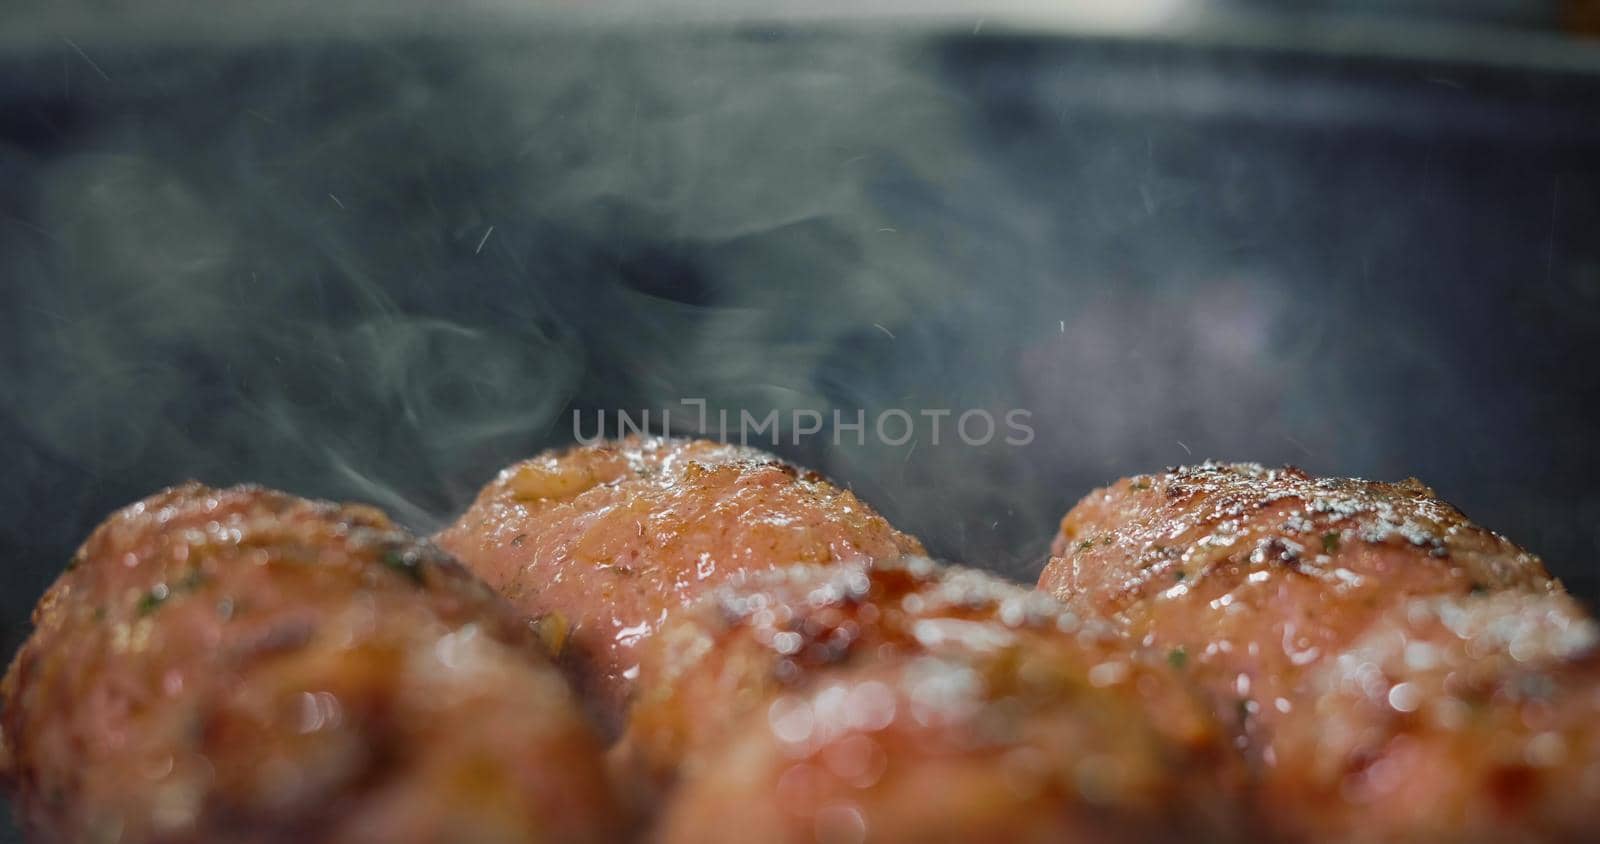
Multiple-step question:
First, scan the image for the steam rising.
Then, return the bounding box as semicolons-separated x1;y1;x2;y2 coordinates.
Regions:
3;20;1599;638
1;31;983;544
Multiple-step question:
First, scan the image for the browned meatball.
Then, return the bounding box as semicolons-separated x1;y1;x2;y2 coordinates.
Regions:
1039;463;1600;841
1275;589;1600;840
634;558;1247;843
435;437;923;729
1;484;624;844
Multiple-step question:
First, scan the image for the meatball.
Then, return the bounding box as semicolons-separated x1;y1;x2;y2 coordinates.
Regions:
435;437;923;729
1039;463;1600;841
1;484;623;844
633;558;1246;842
1271;589;1600;841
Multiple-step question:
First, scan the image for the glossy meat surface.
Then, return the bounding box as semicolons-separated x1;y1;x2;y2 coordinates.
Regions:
435;437;923;727
1;484;622;844
1276;589;1600;840
1040;463;1600;841
639;558;1246;843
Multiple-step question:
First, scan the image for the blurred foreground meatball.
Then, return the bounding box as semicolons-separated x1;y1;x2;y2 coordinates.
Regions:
1;483;623;844
634;559;1247;843
436;437;923;728
1040;463;1600;841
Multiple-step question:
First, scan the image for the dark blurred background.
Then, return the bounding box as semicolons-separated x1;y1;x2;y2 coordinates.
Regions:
2;3;1600;834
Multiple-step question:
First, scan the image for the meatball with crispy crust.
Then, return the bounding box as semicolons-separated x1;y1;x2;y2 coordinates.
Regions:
1040;463;1600;841
634;559;1248;843
435;437;923;729
1;483;624;844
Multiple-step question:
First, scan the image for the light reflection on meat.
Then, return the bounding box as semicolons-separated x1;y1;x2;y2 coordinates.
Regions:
1;484;623;844
435;436;923;731
1041;463;1600;841
631;558;1249;842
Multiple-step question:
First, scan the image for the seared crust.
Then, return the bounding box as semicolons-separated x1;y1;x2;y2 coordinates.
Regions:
1040;463;1600;841
639;559;1248;842
435;437;923;728
2;483;623;844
